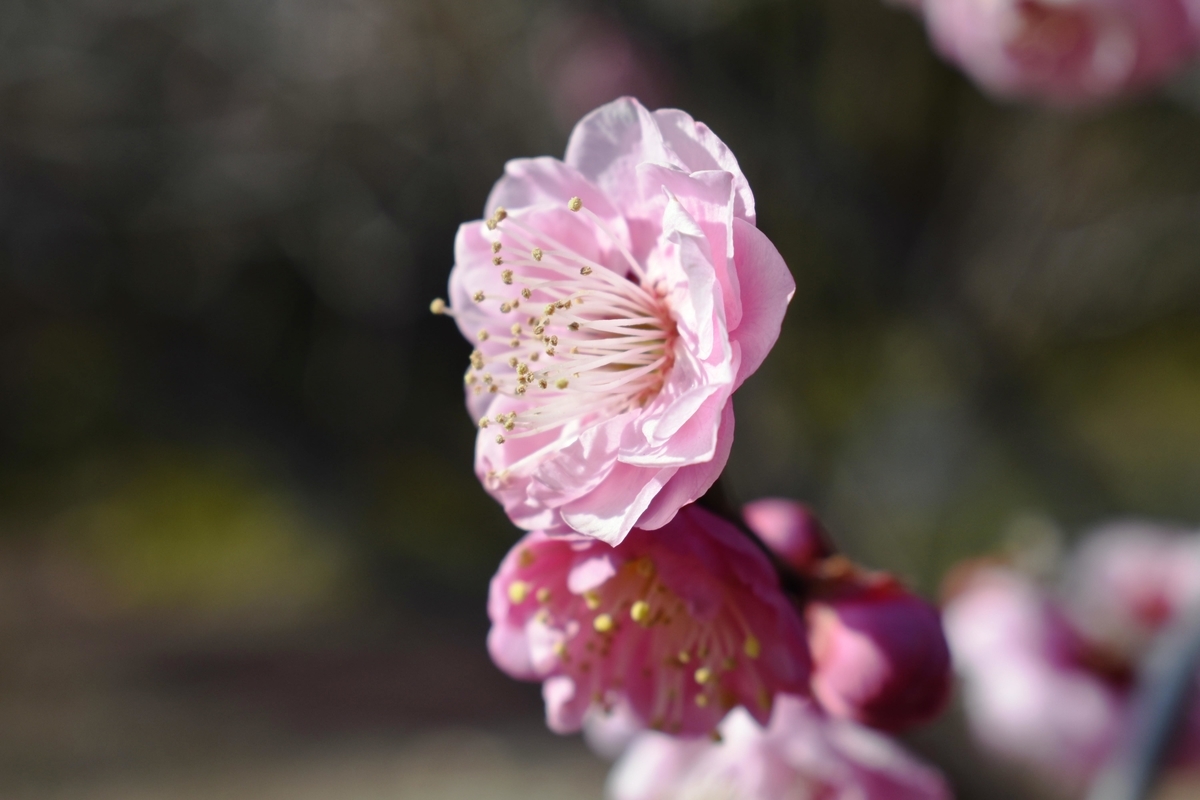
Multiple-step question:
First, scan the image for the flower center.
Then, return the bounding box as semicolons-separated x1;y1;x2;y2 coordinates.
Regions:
460;198;676;446
509;553;768;736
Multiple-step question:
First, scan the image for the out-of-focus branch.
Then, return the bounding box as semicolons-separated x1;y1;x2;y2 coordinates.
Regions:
1087;609;1200;800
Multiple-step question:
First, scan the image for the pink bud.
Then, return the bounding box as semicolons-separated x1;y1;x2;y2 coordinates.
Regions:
807;582;952;731
742;498;831;572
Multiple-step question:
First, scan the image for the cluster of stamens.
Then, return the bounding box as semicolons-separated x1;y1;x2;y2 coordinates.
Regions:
433;197;677;453
507;550;767;737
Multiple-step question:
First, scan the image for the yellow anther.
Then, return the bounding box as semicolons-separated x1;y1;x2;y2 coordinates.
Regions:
493;256;503;266
508;581;530;604
521;288;532;299
678;651;691;664
492;241;502;253
479;417;489;429
554;642;568;659
478;330;489;341
488;385;498;393
495;434;505;444
538;379;548;389
430;298;447;314
515;384;527;395
593;613;614;633
555;379;568;390
518;549;535;567
635;558;656;578
530;352;540;362
580;266;593;276
511;323;522;335
568;322;580;331
584;591;601;610
694;667;713;685
473;290;485;302
568;197;583;212
486;218;497;230
532;248;543;261
501;269;513;284
695;694;709;707
544;304;555;316
631;600;651;624
508;356;518;368
550;335;559;346
536;587;551;603
500;302;512;313
744;636;761;660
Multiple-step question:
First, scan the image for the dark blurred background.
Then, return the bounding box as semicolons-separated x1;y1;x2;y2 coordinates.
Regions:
2;0;1200;797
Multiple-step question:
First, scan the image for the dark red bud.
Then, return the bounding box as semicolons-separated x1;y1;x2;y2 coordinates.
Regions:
807;584;952;732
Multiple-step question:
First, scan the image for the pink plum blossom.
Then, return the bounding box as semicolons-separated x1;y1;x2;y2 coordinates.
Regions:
742;498;831;572
438;97;794;544
905;0;1200;106
946;525;1200;787
487;504;811;737
944;566;1125;788
807;577;952;732
1063;521;1200;656
607;695;952;800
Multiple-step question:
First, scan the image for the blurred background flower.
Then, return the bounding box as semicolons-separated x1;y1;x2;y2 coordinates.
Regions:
944;522;1200;794
2;0;1200;797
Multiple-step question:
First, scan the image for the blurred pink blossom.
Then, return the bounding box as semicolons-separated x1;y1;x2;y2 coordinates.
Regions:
743;498;831;572
944;566;1124;787
531;14;672;131
945;524;1200;789
487;504;811;737
607;695;952;800
905;0;1200;106
442;97;794;544
1064;521;1200;655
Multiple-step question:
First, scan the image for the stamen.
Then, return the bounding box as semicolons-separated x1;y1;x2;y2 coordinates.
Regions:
460;198;677;453
744;636;761;659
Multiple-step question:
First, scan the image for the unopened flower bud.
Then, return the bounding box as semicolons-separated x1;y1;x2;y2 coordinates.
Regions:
807;582;952;731
743;498;832;572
